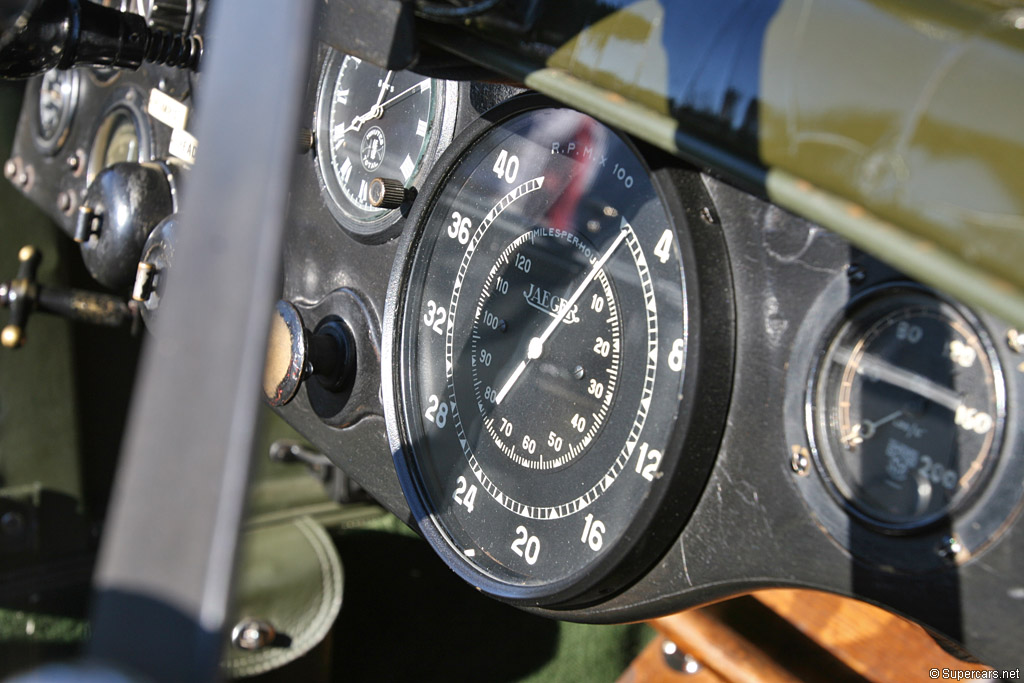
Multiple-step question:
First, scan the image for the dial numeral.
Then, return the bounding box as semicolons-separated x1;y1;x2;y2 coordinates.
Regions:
653;229;673;264
424;394;448;428
422;299;447;335
547;431;563;452
635;442;662;481
668;338;685;372
954;405;993;435
581;513;605;551
453;476;477;513
511;526;540;565
447;211;472;244
492;149;520;184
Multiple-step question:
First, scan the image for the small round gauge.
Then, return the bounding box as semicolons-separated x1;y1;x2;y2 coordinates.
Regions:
315;50;457;241
810;287;1005;530
34;68;79;154
384;99;731;606
88;104;150;183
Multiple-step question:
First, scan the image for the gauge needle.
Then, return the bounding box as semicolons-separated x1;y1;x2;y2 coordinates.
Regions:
833;347;964;413
842;409;903;445
495;225;630;405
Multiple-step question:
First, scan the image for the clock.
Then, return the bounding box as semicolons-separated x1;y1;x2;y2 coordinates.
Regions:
314;49;458;242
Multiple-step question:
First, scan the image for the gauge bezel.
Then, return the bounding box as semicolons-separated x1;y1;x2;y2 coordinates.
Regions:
312;49;459;244
783;272;1024;573
382;95;734;607
32;68;80;155
86;94;153;184
806;283;1006;534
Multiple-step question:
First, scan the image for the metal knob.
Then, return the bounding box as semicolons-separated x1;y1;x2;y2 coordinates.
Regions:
1;245;136;348
263;300;354;407
368;176;407;209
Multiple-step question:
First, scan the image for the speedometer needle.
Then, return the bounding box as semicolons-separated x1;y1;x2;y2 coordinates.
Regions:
494;224;630;405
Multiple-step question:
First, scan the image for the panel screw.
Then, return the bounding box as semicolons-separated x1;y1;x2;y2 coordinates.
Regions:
790;445;810;476
231;618;276;651
847;263;867;284
937;535;963;563
67;152;81;172
57;191;73;214
661;640;702;675
1007;329;1024;354
1;511;25;538
699;207;715;224
573;365;585;380
15;165;31;188
3;159;17;180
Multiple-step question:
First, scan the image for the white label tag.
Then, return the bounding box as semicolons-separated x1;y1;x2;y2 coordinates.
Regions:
148;88;189;130
169;128;198;165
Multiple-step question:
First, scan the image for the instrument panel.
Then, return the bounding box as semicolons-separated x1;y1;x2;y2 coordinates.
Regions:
5;14;1024;669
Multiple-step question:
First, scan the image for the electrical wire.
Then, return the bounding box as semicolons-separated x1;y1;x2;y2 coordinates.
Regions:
413;0;505;23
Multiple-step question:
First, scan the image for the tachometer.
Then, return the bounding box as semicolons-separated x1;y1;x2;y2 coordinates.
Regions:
383;99;732;606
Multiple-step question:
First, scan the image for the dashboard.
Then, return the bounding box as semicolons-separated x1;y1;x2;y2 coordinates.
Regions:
3;0;1023;672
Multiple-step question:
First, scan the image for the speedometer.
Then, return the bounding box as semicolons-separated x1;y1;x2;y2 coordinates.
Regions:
383;98;733;606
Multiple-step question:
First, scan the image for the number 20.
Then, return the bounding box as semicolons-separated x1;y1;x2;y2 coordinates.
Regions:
511;526;540;565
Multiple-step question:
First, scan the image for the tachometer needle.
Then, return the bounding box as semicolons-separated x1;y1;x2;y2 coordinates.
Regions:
494;223;629;405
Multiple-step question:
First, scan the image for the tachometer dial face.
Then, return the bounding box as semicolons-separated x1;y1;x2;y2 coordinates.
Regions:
315;50;457;241
811;287;1004;529
384;101;730;605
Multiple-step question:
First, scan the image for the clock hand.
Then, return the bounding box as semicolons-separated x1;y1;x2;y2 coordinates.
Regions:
374;77;431;113
494;223;629;405
338;74;422;138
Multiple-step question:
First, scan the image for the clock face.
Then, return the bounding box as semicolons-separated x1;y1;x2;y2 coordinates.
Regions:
315;50;457;242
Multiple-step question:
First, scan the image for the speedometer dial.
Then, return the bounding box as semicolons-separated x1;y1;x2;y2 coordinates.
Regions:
383;99;732;606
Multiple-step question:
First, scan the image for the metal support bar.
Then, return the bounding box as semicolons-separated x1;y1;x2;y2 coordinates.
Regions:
86;1;316;681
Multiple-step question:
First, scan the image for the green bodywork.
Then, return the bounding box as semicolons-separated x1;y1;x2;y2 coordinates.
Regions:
429;0;1024;325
